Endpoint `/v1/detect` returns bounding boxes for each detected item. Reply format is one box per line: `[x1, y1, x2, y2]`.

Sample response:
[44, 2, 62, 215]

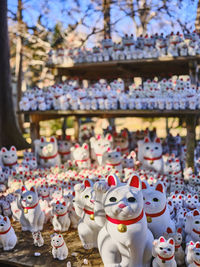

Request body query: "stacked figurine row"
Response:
[19, 77, 200, 111]
[47, 31, 200, 65]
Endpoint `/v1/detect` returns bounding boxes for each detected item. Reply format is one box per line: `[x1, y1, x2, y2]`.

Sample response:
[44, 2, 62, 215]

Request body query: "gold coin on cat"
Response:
[24, 208, 28, 214]
[147, 216, 152, 223]
[90, 214, 94, 220]
[117, 224, 127, 233]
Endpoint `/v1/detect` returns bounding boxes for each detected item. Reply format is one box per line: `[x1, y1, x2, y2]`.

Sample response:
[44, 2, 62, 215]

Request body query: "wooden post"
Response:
[74, 117, 80, 141]
[30, 122, 40, 150]
[189, 60, 198, 85]
[62, 117, 67, 138]
[186, 115, 196, 170]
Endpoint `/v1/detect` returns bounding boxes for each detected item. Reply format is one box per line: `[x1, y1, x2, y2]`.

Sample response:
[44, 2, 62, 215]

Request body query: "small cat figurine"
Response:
[186, 241, 200, 267]
[0, 216, 17, 251]
[17, 186, 45, 232]
[32, 231, 44, 247]
[71, 143, 91, 169]
[138, 137, 164, 173]
[74, 179, 101, 249]
[185, 194, 199, 211]
[94, 174, 154, 267]
[51, 233, 68, 260]
[51, 201, 70, 232]
[35, 136, 61, 168]
[1, 146, 18, 169]
[58, 136, 72, 163]
[164, 227, 184, 266]
[102, 147, 123, 173]
[185, 209, 200, 243]
[152, 236, 177, 267]
[142, 181, 175, 238]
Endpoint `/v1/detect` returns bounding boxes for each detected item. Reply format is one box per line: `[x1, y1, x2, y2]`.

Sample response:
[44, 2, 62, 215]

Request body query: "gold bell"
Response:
[147, 216, 152, 223]
[117, 224, 127, 233]
[24, 208, 28, 214]
[150, 160, 154, 165]
[90, 214, 94, 220]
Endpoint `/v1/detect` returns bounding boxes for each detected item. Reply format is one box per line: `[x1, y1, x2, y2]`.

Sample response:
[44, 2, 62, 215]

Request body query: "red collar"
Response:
[42, 195, 49, 199]
[146, 205, 166, 218]
[174, 171, 181, 175]
[188, 206, 196, 211]
[175, 244, 181, 249]
[194, 261, 200, 266]
[158, 254, 174, 262]
[0, 225, 11, 235]
[54, 242, 64, 249]
[121, 147, 129, 152]
[96, 153, 102, 157]
[144, 155, 162, 161]
[4, 161, 17, 167]
[106, 210, 144, 225]
[84, 208, 94, 215]
[193, 228, 200, 235]
[106, 162, 121, 167]
[59, 151, 70, 156]
[22, 202, 39, 210]
[75, 158, 89, 163]
[40, 153, 58, 160]
[56, 210, 68, 217]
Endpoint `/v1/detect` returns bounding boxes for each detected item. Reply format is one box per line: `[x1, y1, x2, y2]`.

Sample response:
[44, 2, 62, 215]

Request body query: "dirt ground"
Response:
[0, 221, 103, 267]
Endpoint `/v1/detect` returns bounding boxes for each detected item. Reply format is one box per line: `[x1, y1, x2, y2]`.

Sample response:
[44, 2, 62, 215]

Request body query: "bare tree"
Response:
[0, 0, 28, 149]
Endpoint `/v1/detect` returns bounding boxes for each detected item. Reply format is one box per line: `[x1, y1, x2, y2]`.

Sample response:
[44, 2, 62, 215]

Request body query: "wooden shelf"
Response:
[48, 56, 200, 80]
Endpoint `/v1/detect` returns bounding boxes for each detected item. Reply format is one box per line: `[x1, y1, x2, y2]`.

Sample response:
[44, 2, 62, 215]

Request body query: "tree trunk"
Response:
[195, 0, 200, 33]
[0, 0, 29, 149]
[103, 0, 111, 38]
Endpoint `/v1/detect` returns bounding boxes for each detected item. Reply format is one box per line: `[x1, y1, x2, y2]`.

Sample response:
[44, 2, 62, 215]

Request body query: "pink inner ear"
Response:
[107, 147, 111, 152]
[167, 227, 172, 234]
[59, 235, 61, 237]
[179, 196, 182, 199]
[155, 183, 163, 193]
[84, 180, 91, 188]
[62, 202, 66, 206]
[155, 138, 160, 143]
[190, 241, 194, 245]
[195, 196, 198, 199]
[142, 181, 147, 189]
[40, 137, 44, 143]
[56, 201, 60, 204]
[21, 186, 26, 192]
[160, 237, 165, 243]
[11, 146, 16, 151]
[107, 175, 116, 187]
[97, 135, 101, 140]
[196, 243, 200, 248]
[169, 239, 174, 245]
[177, 228, 182, 233]
[116, 147, 121, 152]
[3, 217, 7, 222]
[144, 137, 150, 143]
[84, 144, 88, 150]
[50, 137, 55, 142]
[30, 187, 35, 192]
[1, 148, 6, 153]
[129, 175, 140, 188]
[75, 144, 80, 148]
[168, 201, 172, 206]
[107, 134, 112, 141]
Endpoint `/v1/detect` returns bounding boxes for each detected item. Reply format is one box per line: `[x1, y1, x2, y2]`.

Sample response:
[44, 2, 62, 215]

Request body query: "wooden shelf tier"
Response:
[48, 56, 200, 80]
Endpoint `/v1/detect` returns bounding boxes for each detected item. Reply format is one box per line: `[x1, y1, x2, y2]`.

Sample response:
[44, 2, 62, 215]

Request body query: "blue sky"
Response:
[8, 0, 199, 47]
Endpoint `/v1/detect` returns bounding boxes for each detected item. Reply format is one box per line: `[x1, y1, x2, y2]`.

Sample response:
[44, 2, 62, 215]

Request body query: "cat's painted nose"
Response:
[145, 201, 151, 205]
[118, 203, 126, 209]
[90, 199, 95, 204]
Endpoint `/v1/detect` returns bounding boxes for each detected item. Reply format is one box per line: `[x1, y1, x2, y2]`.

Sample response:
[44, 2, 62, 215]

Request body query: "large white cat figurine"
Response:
[51, 233, 68, 260]
[0, 216, 17, 251]
[94, 174, 154, 267]
[1, 146, 18, 169]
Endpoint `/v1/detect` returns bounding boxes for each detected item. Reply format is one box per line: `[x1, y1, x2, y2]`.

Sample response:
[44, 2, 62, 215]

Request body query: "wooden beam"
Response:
[74, 117, 80, 142]
[186, 115, 197, 170]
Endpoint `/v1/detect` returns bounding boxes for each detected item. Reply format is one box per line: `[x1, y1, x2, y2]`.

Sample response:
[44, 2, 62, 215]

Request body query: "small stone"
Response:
[83, 259, 88, 265]
[71, 252, 78, 256]
[66, 261, 71, 267]
[34, 252, 41, 256]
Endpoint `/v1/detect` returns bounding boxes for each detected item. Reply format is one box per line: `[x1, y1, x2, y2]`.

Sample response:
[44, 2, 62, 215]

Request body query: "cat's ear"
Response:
[84, 179, 93, 188]
[10, 146, 16, 152]
[193, 210, 200, 216]
[196, 242, 200, 249]
[144, 137, 150, 143]
[154, 137, 161, 144]
[40, 136, 46, 143]
[83, 143, 89, 150]
[3, 217, 7, 222]
[168, 238, 174, 245]
[127, 174, 141, 190]
[159, 237, 165, 243]
[50, 136, 56, 143]
[155, 182, 164, 193]
[30, 186, 36, 193]
[62, 202, 66, 206]
[1, 147, 7, 153]
[107, 174, 120, 187]
[106, 133, 113, 142]
[141, 181, 148, 190]
[166, 227, 173, 234]
[177, 228, 182, 234]
[21, 186, 27, 192]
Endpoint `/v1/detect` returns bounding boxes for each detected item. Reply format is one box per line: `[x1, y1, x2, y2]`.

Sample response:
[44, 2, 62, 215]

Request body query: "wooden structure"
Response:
[19, 56, 200, 169]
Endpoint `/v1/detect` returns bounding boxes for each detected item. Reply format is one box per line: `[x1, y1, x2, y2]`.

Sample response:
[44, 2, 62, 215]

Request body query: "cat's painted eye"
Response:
[0, 224, 4, 226]
[115, 155, 118, 157]
[154, 147, 158, 150]
[153, 198, 159, 202]
[159, 247, 163, 250]
[85, 195, 89, 199]
[12, 154, 15, 157]
[109, 197, 117, 202]
[21, 196, 23, 199]
[127, 197, 136, 203]
[61, 207, 63, 209]
[195, 221, 200, 224]
[143, 197, 145, 200]
[167, 248, 171, 251]
[108, 155, 111, 158]
[4, 155, 7, 158]
[28, 196, 32, 200]
[146, 147, 150, 150]
[196, 252, 200, 256]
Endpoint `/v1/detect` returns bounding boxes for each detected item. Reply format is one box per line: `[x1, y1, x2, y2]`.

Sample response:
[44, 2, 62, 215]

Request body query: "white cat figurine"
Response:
[152, 236, 177, 267]
[185, 209, 200, 243]
[186, 241, 200, 267]
[0, 216, 17, 251]
[32, 231, 44, 247]
[51, 200, 70, 232]
[51, 233, 68, 260]
[1, 146, 18, 169]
